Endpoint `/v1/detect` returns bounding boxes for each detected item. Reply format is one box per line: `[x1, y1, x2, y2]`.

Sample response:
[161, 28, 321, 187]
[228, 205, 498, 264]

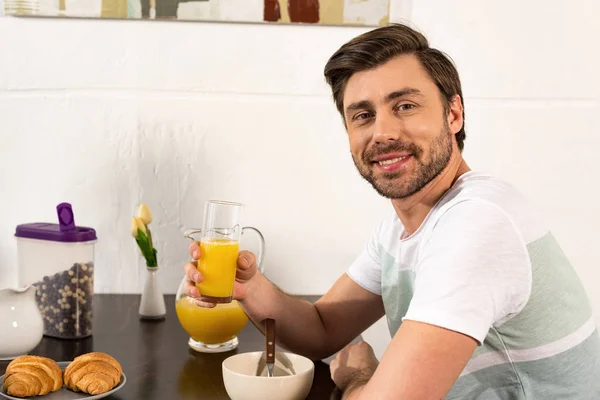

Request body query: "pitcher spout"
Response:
[0, 285, 36, 299]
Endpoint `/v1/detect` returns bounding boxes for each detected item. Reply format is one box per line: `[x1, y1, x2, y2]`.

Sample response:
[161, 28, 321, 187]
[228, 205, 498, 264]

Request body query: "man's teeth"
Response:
[378, 156, 407, 166]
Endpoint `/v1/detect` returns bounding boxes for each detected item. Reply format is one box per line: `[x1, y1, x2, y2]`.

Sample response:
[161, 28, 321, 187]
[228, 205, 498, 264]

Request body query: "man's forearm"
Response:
[239, 271, 334, 360]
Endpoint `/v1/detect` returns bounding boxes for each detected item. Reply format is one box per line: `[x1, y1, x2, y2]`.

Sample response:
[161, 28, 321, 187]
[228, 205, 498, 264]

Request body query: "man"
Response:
[183, 23, 600, 399]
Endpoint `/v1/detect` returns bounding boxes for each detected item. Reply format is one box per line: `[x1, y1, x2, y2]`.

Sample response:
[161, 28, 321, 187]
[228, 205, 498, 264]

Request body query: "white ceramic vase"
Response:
[139, 267, 166, 320]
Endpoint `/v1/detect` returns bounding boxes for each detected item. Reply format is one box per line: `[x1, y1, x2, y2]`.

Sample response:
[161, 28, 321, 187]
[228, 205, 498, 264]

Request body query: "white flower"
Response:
[137, 203, 153, 225]
[131, 217, 147, 238]
[130, 217, 139, 238]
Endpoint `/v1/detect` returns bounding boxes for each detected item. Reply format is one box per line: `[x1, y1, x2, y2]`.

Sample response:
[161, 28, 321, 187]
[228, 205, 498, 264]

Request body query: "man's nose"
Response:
[373, 113, 400, 144]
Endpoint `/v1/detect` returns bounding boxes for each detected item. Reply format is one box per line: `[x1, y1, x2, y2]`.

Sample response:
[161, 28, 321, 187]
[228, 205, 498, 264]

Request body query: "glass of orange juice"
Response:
[186, 200, 264, 303]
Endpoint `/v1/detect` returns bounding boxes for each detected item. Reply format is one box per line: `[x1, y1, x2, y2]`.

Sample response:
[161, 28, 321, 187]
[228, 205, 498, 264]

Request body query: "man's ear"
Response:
[447, 94, 464, 136]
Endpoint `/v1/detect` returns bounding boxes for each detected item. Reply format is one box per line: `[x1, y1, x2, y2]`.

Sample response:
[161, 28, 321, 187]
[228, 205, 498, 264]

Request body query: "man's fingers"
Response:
[329, 359, 338, 378]
[238, 250, 256, 270]
[236, 251, 257, 281]
[194, 299, 217, 308]
[183, 275, 214, 308]
[188, 241, 201, 260]
[184, 278, 200, 298]
[184, 262, 202, 283]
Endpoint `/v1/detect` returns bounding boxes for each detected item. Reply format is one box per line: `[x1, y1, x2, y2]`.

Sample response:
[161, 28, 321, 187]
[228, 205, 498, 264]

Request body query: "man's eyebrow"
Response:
[345, 100, 373, 116]
[344, 88, 424, 117]
[385, 88, 424, 102]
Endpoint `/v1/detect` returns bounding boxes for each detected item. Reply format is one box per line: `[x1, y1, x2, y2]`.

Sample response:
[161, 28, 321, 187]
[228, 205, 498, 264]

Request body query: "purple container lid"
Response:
[15, 203, 97, 243]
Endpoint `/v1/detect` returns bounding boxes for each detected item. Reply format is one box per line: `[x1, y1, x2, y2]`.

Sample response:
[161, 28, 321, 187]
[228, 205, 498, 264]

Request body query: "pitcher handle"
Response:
[241, 226, 265, 273]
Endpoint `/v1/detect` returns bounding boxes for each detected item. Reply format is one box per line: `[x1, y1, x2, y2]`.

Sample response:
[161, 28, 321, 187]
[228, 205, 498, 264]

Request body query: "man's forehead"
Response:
[343, 54, 434, 103]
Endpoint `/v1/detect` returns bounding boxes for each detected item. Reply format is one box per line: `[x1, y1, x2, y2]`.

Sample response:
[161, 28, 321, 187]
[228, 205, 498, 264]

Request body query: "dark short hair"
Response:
[324, 23, 466, 151]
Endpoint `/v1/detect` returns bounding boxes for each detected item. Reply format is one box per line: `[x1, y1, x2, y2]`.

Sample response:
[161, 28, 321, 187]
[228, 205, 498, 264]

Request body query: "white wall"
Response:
[0, 0, 599, 330]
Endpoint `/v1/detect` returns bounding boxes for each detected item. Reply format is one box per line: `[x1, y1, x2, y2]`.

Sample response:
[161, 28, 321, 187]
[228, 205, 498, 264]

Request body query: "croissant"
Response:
[63, 352, 122, 395]
[3, 355, 63, 398]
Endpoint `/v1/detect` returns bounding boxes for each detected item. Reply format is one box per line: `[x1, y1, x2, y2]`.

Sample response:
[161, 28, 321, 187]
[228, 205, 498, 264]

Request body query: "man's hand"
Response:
[330, 341, 379, 398]
[183, 241, 259, 307]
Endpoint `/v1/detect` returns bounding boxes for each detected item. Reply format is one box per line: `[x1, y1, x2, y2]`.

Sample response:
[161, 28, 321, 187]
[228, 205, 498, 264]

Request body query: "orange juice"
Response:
[196, 238, 239, 301]
[175, 296, 248, 344]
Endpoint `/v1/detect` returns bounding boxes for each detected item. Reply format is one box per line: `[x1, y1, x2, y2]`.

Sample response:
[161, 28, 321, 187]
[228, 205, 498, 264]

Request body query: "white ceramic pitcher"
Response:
[0, 286, 44, 360]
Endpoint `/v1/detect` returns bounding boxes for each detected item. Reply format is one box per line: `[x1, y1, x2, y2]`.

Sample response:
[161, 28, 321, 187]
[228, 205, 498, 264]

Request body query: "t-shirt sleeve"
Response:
[347, 228, 382, 296]
[403, 200, 532, 344]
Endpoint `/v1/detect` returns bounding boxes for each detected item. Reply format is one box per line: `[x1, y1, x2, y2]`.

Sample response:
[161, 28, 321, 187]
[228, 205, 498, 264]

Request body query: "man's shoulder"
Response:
[441, 170, 522, 205]
[432, 171, 548, 243]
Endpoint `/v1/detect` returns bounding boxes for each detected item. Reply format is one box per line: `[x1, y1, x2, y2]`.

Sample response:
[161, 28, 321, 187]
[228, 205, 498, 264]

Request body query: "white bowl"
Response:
[222, 351, 314, 400]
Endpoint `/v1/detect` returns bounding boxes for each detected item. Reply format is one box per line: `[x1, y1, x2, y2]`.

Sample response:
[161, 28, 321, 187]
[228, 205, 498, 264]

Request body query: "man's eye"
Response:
[354, 112, 373, 121]
[396, 103, 415, 111]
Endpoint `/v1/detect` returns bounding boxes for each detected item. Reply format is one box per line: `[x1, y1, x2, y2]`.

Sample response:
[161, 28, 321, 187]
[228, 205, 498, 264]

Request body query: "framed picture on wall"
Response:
[2, 0, 393, 27]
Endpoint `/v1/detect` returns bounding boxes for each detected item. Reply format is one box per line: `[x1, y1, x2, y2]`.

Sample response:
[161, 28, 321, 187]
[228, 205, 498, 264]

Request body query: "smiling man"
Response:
[184, 24, 600, 399]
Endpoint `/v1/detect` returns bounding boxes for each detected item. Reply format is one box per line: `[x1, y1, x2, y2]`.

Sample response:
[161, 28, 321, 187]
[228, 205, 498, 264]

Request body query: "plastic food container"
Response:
[15, 203, 97, 339]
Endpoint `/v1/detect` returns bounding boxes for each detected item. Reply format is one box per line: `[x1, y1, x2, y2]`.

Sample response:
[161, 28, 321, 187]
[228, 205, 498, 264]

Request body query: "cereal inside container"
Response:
[15, 202, 97, 339]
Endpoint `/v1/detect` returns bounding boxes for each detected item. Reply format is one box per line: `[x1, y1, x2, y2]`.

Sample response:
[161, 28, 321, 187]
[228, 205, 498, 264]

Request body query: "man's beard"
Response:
[353, 124, 453, 199]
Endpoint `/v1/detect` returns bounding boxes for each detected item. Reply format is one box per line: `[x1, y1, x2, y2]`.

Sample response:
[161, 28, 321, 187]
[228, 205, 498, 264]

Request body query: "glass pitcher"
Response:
[175, 200, 265, 353]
